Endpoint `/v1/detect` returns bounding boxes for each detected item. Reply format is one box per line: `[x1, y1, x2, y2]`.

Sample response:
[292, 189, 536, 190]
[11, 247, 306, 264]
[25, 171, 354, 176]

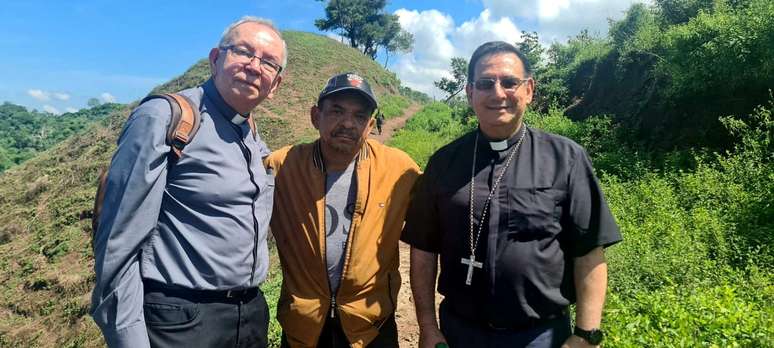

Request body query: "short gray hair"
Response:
[218, 16, 288, 74]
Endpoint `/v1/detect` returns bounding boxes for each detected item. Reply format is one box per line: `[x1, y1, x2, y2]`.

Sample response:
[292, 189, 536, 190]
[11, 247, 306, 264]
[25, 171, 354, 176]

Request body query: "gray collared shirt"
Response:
[90, 79, 273, 348]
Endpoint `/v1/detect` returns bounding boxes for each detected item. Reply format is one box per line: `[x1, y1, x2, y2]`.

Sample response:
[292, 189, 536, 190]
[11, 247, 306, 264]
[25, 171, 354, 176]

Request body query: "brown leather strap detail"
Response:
[167, 93, 195, 145]
[247, 113, 257, 140]
[92, 168, 109, 248]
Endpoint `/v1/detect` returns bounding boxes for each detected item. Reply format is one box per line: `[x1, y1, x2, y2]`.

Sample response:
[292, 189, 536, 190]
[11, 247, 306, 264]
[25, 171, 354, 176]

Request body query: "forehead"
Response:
[229, 23, 283, 54]
[322, 91, 372, 111]
[474, 52, 526, 78]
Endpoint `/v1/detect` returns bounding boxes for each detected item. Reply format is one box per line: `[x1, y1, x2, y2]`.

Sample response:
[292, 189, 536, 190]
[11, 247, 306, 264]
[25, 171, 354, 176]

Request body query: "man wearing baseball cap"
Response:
[265, 73, 420, 348]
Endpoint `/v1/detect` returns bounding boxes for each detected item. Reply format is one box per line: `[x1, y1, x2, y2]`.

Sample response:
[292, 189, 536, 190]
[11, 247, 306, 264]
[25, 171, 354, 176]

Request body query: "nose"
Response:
[339, 116, 356, 128]
[491, 81, 508, 98]
[244, 57, 263, 75]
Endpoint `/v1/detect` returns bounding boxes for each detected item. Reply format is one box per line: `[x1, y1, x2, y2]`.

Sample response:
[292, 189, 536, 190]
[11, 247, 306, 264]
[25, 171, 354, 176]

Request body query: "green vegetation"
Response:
[379, 94, 411, 119]
[536, 0, 774, 149]
[0, 102, 122, 173]
[388, 102, 473, 168]
[314, 0, 413, 62]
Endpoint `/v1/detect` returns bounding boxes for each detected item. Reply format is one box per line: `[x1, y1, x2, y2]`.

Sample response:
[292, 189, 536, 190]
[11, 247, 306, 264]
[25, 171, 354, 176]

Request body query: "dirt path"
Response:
[370, 104, 442, 347]
[369, 104, 421, 143]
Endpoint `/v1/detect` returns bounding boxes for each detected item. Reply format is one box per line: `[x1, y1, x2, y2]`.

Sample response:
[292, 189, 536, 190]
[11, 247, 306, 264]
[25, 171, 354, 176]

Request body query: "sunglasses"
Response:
[473, 77, 530, 91]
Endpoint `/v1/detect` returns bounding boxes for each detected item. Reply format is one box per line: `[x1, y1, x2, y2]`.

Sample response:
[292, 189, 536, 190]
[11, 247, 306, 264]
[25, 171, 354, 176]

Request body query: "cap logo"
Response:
[347, 73, 363, 87]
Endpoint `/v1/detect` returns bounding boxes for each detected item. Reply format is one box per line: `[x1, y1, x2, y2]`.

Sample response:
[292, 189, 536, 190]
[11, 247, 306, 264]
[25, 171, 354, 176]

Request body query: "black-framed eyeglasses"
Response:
[473, 77, 530, 91]
[220, 45, 283, 75]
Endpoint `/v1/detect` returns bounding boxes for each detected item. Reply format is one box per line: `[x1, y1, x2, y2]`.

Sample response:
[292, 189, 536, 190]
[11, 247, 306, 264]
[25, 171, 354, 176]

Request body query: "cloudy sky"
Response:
[0, 0, 648, 113]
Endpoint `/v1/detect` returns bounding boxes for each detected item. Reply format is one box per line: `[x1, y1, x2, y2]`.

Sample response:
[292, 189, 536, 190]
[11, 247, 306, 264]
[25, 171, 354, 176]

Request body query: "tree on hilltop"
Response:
[314, 0, 414, 62]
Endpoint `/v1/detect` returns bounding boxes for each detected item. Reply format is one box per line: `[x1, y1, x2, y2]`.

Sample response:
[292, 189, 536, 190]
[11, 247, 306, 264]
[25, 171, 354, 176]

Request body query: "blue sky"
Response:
[0, 0, 647, 113]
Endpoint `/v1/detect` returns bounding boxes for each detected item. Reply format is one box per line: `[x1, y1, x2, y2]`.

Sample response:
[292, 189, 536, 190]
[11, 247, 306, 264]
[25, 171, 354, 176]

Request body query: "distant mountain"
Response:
[0, 102, 123, 172]
[0, 31, 406, 347]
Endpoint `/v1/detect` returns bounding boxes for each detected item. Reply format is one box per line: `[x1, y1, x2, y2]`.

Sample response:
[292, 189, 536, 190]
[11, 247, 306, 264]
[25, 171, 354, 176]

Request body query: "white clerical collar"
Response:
[489, 139, 509, 151]
[230, 114, 248, 125]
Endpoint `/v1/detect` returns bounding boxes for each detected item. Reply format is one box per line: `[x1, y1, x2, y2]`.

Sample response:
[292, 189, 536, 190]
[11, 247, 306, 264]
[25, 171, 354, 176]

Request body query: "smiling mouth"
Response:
[237, 80, 260, 89]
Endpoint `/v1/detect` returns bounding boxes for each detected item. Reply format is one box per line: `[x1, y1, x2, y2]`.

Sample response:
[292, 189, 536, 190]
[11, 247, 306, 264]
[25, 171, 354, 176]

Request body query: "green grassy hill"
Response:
[0, 31, 409, 347]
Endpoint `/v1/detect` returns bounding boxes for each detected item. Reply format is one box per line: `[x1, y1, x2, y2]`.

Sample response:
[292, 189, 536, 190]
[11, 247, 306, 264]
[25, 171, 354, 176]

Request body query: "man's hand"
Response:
[418, 325, 447, 348]
[561, 334, 598, 348]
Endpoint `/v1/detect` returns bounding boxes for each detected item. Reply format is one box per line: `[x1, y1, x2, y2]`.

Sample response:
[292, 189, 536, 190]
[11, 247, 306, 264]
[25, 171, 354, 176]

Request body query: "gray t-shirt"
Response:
[325, 160, 357, 294]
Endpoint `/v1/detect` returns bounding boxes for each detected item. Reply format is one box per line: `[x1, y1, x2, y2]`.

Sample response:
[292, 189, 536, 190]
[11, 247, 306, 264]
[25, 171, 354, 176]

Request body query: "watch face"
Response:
[588, 330, 604, 345]
[575, 328, 604, 345]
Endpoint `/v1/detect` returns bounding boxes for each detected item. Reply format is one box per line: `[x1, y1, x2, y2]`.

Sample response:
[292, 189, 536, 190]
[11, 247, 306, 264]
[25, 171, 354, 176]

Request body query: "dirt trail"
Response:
[369, 104, 420, 143]
[370, 104, 442, 347]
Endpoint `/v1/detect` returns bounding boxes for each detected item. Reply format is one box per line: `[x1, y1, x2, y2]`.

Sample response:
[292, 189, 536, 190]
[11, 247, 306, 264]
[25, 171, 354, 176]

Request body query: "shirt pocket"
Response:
[506, 186, 564, 239]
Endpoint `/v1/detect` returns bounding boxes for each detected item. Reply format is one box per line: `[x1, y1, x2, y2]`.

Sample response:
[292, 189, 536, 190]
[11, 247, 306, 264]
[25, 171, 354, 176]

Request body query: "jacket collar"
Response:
[313, 140, 369, 173]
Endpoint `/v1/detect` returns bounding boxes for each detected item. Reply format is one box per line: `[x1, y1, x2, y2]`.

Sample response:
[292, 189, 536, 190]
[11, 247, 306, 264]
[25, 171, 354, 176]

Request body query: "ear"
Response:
[465, 83, 473, 103]
[524, 78, 535, 105]
[208, 48, 220, 75]
[265, 74, 283, 100]
[310, 105, 320, 130]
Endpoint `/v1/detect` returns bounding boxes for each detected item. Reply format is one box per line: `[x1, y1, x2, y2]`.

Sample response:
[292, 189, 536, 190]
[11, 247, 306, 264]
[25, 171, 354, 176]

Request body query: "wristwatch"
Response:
[574, 327, 604, 345]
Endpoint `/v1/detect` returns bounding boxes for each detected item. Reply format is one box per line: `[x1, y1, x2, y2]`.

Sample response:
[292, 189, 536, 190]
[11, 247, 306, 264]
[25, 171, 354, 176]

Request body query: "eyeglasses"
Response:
[473, 77, 530, 91]
[220, 45, 283, 76]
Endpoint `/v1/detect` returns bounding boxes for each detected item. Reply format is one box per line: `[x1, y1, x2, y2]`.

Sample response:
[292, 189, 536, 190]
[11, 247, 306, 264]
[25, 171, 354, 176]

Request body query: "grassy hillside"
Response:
[0, 31, 410, 347]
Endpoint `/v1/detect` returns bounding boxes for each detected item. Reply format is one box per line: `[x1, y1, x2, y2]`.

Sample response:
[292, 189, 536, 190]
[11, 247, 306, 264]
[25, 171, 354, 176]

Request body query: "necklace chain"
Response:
[468, 126, 527, 260]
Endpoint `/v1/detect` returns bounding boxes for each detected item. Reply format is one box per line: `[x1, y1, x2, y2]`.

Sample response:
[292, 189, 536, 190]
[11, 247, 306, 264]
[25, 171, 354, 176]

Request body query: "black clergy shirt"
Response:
[401, 126, 621, 328]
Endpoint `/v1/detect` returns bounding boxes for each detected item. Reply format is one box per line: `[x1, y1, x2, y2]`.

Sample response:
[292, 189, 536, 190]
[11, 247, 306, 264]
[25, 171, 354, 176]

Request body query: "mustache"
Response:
[332, 128, 358, 139]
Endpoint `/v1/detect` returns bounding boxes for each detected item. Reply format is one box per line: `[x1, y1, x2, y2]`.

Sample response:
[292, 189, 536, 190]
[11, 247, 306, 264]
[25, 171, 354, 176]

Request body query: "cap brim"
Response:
[319, 87, 377, 110]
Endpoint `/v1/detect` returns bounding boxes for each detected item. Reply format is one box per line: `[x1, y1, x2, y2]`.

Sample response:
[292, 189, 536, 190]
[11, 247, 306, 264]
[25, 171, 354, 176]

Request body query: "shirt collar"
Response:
[478, 125, 529, 152]
[203, 79, 250, 124]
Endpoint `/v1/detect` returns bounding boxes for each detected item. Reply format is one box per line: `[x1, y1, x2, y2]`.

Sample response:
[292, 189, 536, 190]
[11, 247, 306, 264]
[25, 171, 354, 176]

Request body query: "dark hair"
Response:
[467, 41, 533, 83]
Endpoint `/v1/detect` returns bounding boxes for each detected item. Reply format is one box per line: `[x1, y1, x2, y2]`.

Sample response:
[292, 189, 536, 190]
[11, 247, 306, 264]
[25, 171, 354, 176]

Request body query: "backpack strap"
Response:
[139, 93, 202, 160]
[247, 113, 257, 141]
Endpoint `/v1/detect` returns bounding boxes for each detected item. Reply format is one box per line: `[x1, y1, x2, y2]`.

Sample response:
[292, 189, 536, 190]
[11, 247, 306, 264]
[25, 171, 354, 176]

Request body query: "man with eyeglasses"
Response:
[264, 73, 420, 348]
[402, 41, 621, 348]
[91, 16, 285, 348]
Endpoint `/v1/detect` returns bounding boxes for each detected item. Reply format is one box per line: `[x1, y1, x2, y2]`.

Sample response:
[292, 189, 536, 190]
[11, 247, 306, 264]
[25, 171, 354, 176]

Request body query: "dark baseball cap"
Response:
[317, 73, 378, 110]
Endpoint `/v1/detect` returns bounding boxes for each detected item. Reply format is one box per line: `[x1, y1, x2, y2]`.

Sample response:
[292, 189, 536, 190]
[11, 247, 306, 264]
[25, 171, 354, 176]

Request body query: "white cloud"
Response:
[42, 105, 61, 115]
[482, 0, 650, 43]
[27, 89, 71, 103]
[53, 92, 71, 101]
[28, 89, 50, 102]
[65, 107, 79, 113]
[100, 92, 116, 103]
[392, 8, 522, 99]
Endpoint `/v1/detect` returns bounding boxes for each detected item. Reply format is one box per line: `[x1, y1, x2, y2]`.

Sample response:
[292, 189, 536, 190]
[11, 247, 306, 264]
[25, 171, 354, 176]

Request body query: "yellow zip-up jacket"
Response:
[265, 139, 420, 348]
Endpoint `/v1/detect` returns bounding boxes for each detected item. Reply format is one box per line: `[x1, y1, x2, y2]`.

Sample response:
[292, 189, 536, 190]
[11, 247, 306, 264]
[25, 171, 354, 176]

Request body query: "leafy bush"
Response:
[379, 94, 411, 119]
[388, 102, 473, 168]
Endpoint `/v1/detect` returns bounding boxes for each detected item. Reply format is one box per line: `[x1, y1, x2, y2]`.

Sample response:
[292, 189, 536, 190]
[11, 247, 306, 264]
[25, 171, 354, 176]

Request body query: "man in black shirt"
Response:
[402, 41, 622, 348]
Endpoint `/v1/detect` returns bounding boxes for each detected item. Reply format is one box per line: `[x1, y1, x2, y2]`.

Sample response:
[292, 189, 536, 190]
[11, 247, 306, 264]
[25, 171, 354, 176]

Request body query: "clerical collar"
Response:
[202, 79, 250, 125]
[478, 126, 528, 152]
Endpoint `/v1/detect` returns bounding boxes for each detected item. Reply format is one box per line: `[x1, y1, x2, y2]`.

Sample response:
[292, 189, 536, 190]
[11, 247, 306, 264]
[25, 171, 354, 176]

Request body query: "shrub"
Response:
[379, 95, 411, 119]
